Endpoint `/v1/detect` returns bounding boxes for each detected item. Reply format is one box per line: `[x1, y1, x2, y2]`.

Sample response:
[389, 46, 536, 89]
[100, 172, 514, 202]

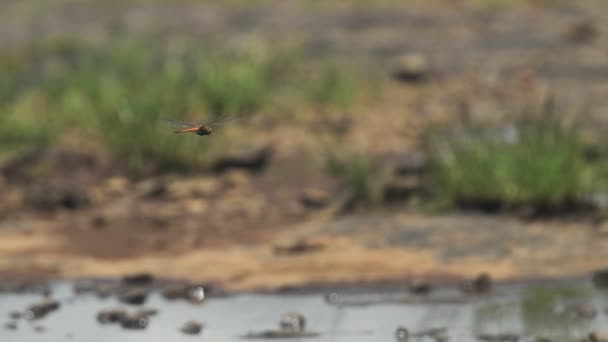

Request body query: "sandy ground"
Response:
[2, 1, 608, 291]
[1, 208, 607, 291]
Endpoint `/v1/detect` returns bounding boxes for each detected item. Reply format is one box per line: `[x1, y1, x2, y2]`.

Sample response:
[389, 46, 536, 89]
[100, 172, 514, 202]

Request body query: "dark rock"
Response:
[392, 53, 431, 83]
[180, 320, 203, 335]
[9, 311, 21, 320]
[97, 309, 127, 324]
[461, 273, 493, 294]
[566, 19, 598, 44]
[279, 312, 306, 332]
[122, 273, 155, 286]
[4, 322, 17, 331]
[91, 215, 107, 229]
[383, 176, 424, 202]
[25, 299, 60, 320]
[33, 325, 46, 333]
[395, 326, 409, 342]
[274, 237, 327, 255]
[409, 279, 432, 296]
[25, 183, 90, 211]
[120, 312, 149, 330]
[592, 269, 608, 288]
[212, 146, 273, 173]
[161, 283, 206, 304]
[394, 152, 427, 175]
[119, 288, 148, 305]
[300, 188, 331, 209]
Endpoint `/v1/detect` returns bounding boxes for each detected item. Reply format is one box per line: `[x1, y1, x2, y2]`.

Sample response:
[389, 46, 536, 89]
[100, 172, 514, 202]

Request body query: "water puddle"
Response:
[1, 278, 607, 341]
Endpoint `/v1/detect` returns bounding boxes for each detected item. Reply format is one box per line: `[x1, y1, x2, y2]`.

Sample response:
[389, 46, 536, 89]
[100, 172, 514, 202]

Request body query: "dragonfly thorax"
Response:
[196, 126, 212, 136]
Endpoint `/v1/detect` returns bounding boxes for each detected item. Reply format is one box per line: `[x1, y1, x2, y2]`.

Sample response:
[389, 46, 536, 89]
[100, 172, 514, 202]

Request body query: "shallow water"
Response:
[1, 279, 608, 342]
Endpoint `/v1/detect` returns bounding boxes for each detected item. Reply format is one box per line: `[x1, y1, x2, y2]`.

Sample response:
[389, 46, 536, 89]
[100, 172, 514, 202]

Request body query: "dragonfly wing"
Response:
[162, 118, 198, 128]
[207, 115, 241, 127]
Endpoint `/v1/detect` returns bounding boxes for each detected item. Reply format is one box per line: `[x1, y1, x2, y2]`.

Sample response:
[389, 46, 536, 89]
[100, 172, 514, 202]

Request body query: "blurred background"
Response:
[1, 0, 608, 293]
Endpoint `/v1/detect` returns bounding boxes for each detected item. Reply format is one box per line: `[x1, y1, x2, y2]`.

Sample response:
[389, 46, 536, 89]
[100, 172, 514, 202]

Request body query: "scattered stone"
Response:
[212, 145, 273, 173]
[274, 237, 327, 255]
[477, 333, 519, 342]
[180, 320, 203, 335]
[242, 311, 319, 339]
[95, 283, 115, 299]
[97, 308, 127, 324]
[161, 283, 206, 304]
[73, 280, 97, 295]
[91, 215, 108, 229]
[409, 279, 432, 295]
[394, 152, 427, 175]
[575, 303, 597, 319]
[4, 322, 17, 331]
[592, 269, 608, 288]
[590, 331, 608, 342]
[135, 308, 158, 318]
[324, 292, 339, 305]
[395, 326, 409, 342]
[300, 188, 331, 209]
[461, 273, 493, 294]
[9, 311, 21, 320]
[384, 176, 424, 202]
[25, 299, 60, 320]
[33, 325, 46, 333]
[392, 53, 431, 83]
[25, 183, 90, 211]
[280, 311, 306, 332]
[136, 179, 167, 199]
[566, 19, 598, 44]
[120, 312, 149, 330]
[122, 273, 155, 286]
[119, 287, 148, 305]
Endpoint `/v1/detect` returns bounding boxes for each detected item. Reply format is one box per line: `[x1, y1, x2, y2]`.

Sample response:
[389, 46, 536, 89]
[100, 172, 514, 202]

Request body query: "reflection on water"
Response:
[521, 286, 592, 340]
[1, 279, 608, 342]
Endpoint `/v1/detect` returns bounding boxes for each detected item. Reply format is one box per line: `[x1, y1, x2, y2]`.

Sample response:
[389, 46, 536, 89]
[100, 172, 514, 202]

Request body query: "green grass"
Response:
[307, 63, 359, 112]
[424, 106, 597, 212]
[326, 151, 385, 206]
[0, 38, 368, 172]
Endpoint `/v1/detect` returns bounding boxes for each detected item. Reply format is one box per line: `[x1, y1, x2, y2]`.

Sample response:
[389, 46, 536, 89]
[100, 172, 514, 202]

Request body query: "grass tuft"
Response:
[424, 105, 596, 213]
[326, 151, 385, 206]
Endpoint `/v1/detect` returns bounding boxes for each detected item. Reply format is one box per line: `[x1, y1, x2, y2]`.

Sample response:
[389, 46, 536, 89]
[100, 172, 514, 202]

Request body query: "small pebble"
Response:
[180, 321, 203, 335]
[395, 326, 409, 342]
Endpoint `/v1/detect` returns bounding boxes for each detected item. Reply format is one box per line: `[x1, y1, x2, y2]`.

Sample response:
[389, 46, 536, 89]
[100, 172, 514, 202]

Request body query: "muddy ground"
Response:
[2, 0, 608, 291]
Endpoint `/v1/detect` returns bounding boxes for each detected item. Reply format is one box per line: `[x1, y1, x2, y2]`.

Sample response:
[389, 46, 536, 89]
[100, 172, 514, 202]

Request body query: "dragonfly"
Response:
[162, 115, 238, 136]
